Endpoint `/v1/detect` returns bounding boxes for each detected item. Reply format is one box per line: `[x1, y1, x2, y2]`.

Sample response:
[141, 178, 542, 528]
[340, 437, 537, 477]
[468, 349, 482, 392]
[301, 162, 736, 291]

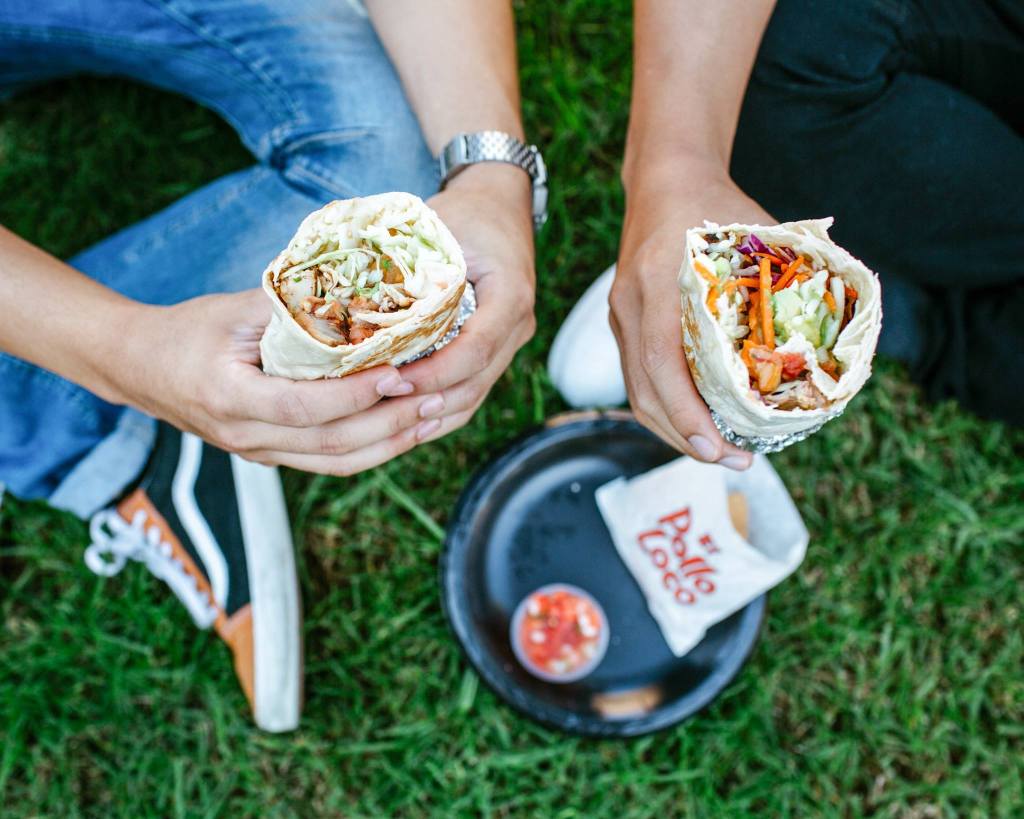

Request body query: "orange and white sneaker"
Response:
[84, 422, 302, 732]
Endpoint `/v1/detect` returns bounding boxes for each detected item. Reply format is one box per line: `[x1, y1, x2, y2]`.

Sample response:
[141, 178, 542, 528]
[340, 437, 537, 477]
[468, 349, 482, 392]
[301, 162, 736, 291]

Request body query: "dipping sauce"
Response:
[510, 584, 609, 683]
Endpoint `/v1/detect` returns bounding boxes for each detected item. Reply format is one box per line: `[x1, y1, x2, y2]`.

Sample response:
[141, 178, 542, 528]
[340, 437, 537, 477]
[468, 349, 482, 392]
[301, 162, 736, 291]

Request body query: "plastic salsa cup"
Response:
[509, 583, 610, 683]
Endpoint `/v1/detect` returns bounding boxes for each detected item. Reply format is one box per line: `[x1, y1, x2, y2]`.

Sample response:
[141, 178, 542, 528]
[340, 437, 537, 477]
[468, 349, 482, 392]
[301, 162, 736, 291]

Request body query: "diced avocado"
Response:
[780, 314, 822, 347]
[772, 289, 803, 323]
[821, 315, 841, 349]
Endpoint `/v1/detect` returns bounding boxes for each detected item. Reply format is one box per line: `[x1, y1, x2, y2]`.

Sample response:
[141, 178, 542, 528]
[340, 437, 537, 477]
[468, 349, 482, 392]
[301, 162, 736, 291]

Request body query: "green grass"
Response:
[1, 2, 1023, 816]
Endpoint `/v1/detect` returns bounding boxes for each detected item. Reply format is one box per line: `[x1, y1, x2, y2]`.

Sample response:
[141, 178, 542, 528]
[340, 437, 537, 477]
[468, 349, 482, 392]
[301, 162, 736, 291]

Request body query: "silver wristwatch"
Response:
[438, 131, 548, 230]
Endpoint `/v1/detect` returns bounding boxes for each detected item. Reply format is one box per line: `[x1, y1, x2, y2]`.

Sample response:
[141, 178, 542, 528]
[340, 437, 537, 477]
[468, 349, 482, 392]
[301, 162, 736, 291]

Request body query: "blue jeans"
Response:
[0, 0, 438, 517]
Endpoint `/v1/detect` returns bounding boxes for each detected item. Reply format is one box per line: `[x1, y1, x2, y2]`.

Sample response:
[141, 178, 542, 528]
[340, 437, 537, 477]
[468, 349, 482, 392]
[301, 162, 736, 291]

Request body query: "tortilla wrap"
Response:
[260, 192, 467, 379]
[679, 218, 882, 440]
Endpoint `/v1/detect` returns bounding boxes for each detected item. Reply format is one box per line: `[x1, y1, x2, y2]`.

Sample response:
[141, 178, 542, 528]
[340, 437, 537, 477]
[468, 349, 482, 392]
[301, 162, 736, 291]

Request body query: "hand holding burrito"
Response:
[610, 183, 769, 469]
[611, 181, 881, 457]
[679, 219, 882, 448]
[259, 166, 537, 448]
[102, 288, 452, 475]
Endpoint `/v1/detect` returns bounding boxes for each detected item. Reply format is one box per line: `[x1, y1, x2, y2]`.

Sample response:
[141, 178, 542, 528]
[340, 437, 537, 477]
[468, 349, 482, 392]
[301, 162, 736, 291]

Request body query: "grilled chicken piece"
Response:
[381, 254, 403, 284]
[348, 321, 377, 344]
[293, 310, 348, 346]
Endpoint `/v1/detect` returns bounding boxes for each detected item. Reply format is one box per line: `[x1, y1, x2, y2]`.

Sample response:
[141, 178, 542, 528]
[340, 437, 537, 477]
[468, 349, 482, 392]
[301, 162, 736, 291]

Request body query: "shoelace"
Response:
[85, 508, 219, 629]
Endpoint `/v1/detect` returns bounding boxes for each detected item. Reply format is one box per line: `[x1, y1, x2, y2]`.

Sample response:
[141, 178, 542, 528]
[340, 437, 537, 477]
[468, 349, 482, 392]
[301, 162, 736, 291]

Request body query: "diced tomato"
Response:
[780, 352, 806, 380]
[516, 589, 604, 675]
[743, 345, 807, 391]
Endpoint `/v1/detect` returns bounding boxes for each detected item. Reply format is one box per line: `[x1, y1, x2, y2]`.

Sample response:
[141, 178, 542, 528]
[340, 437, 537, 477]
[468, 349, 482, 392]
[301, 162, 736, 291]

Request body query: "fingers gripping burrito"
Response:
[680, 219, 882, 449]
[260, 192, 467, 379]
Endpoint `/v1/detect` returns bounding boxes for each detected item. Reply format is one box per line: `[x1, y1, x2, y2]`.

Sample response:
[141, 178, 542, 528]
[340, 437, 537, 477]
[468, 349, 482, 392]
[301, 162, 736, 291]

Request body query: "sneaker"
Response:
[85, 422, 302, 732]
[547, 264, 628, 408]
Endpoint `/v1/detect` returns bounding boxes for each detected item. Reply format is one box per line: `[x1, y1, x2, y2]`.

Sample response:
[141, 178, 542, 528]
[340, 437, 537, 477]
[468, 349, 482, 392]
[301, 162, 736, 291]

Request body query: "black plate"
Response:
[441, 412, 766, 737]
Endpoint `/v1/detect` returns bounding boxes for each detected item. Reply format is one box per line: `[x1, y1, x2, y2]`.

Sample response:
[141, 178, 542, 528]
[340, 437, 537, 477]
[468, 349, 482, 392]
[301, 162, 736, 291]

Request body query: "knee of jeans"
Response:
[271, 124, 440, 204]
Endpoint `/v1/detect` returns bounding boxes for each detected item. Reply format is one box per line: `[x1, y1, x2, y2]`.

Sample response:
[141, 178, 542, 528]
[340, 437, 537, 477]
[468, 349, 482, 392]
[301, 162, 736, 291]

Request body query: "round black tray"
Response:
[440, 411, 766, 737]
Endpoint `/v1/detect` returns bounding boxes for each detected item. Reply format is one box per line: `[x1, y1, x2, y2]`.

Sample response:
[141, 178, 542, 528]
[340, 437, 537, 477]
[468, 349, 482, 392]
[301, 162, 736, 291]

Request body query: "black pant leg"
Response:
[731, 0, 1024, 425]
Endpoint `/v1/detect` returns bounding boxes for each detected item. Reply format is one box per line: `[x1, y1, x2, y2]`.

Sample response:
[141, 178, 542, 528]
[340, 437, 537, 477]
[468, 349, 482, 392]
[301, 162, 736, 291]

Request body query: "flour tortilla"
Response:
[260, 192, 467, 380]
[679, 218, 882, 438]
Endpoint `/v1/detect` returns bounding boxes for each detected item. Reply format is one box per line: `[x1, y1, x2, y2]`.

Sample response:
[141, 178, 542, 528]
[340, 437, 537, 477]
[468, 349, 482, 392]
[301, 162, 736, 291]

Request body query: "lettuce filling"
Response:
[694, 229, 860, 409]
[276, 216, 455, 347]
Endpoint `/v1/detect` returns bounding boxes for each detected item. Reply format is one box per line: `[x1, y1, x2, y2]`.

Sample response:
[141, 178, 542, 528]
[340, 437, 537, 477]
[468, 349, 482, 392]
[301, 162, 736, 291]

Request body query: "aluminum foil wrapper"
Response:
[710, 408, 842, 454]
[402, 282, 477, 365]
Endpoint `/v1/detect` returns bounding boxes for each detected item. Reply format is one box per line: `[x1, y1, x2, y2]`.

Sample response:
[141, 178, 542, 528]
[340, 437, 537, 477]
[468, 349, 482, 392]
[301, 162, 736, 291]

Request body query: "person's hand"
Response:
[611, 165, 774, 470]
[397, 162, 537, 440]
[111, 289, 448, 475]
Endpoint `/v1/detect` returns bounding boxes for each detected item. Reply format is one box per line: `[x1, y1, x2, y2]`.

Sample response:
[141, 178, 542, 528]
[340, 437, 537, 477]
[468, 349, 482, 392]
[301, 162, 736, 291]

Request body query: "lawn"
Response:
[1, 1, 1022, 816]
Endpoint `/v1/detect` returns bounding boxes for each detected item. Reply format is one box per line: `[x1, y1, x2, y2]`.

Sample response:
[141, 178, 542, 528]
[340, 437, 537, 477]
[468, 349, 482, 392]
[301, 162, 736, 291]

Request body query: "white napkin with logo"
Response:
[596, 455, 807, 657]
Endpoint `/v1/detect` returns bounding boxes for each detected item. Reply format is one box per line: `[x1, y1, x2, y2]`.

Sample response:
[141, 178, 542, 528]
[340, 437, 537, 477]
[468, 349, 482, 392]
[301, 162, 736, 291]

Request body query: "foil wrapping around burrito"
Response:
[710, 408, 836, 454]
[404, 282, 477, 365]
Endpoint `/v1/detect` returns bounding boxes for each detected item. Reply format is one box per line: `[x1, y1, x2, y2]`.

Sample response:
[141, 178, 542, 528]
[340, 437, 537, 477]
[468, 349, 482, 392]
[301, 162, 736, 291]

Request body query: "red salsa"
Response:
[511, 585, 608, 681]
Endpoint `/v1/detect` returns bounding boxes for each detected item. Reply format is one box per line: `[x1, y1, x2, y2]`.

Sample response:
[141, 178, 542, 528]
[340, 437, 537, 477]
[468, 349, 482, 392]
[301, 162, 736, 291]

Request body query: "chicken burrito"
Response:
[679, 218, 882, 445]
[260, 192, 467, 379]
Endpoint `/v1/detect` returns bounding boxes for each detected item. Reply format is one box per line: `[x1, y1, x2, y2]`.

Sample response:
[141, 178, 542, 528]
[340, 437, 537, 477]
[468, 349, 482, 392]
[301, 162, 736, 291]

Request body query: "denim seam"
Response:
[283, 160, 361, 201]
[276, 127, 377, 155]
[0, 23, 296, 157]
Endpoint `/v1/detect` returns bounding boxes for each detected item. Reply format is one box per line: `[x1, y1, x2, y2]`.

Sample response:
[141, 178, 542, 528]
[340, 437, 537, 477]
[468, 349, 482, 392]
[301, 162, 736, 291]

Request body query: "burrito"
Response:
[260, 192, 467, 379]
[679, 219, 882, 443]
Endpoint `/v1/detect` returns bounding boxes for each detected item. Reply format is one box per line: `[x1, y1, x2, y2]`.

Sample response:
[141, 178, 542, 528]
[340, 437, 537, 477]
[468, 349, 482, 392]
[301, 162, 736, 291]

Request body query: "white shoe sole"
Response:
[230, 457, 302, 732]
[547, 264, 628, 408]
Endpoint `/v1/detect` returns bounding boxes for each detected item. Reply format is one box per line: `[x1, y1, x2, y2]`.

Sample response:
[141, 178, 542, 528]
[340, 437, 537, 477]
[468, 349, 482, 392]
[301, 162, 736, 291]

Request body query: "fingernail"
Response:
[418, 395, 445, 418]
[719, 455, 752, 472]
[687, 435, 718, 462]
[377, 375, 413, 397]
[416, 418, 442, 441]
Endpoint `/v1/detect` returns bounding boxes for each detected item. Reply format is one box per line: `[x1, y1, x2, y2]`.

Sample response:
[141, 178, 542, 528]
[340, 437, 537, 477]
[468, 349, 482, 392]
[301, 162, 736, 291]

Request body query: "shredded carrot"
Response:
[823, 290, 837, 312]
[758, 258, 775, 348]
[693, 260, 718, 285]
[772, 256, 803, 292]
[748, 292, 762, 344]
[794, 273, 810, 284]
[706, 286, 719, 315]
[741, 339, 756, 371]
[842, 286, 858, 327]
[752, 251, 786, 267]
[724, 276, 760, 295]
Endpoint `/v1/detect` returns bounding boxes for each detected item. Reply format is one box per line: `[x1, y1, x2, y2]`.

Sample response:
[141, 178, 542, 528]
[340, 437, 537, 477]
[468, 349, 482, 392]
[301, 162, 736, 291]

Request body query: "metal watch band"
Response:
[438, 131, 548, 230]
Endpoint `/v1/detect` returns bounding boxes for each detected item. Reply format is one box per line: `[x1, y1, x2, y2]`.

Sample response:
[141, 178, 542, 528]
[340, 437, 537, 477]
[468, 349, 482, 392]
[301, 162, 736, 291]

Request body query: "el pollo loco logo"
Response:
[636, 507, 721, 605]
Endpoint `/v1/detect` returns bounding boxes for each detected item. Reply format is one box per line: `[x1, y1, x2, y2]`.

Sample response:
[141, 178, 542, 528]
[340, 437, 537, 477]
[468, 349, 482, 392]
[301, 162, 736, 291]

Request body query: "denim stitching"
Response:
[276, 127, 376, 154]
[283, 159, 361, 201]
